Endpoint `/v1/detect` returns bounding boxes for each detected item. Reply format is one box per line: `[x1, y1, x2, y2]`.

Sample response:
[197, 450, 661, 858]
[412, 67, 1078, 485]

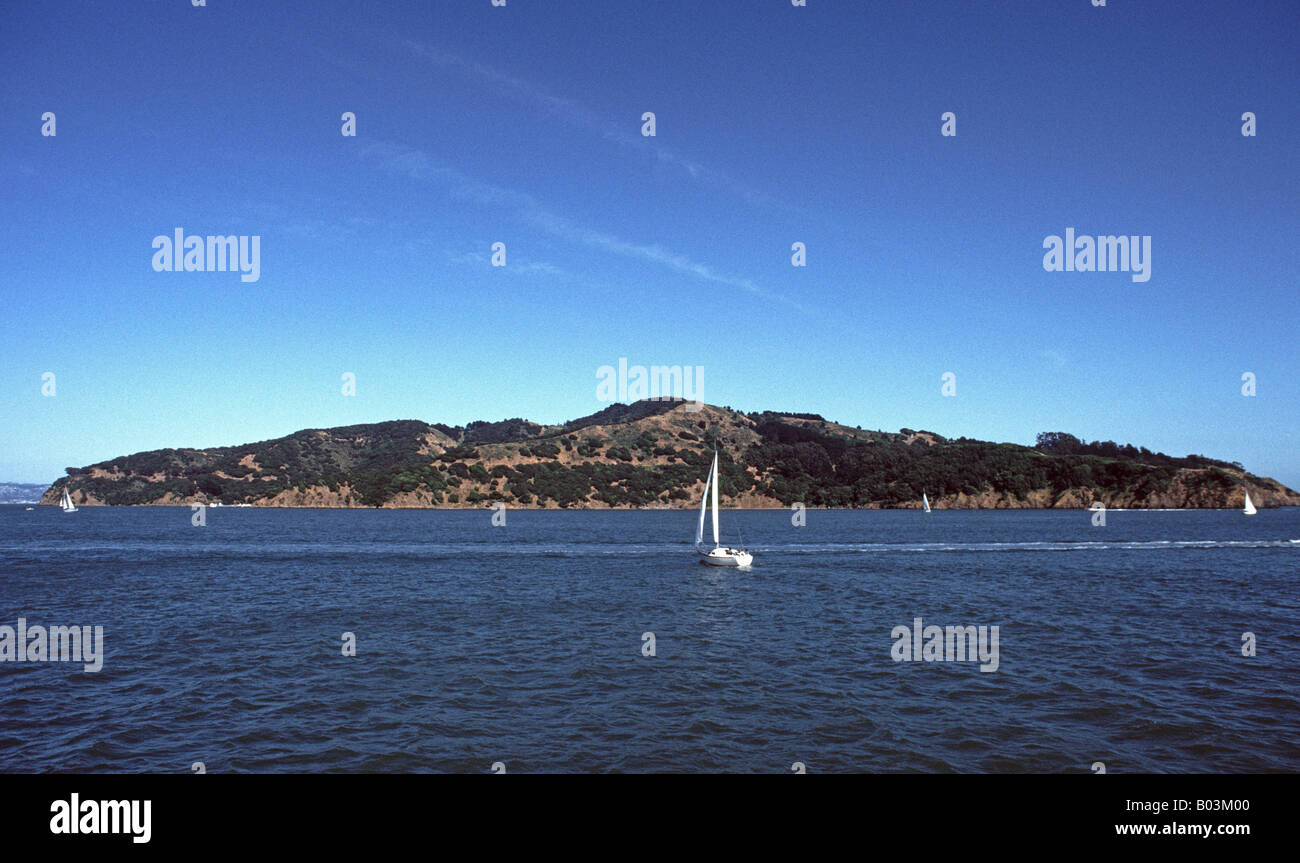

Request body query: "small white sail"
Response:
[60, 488, 77, 513]
[922, 491, 931, 513]
[1244, 490, 1257, 516]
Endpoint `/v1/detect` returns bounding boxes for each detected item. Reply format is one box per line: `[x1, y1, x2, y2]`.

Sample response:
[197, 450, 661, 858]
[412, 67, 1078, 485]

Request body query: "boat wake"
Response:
[771, 539, 1300, 553]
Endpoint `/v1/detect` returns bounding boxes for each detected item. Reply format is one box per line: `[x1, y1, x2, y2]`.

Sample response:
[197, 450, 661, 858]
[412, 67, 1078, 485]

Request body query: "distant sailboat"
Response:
[695, 450, 753, 567]
[60, 488, 77, 513]
[922, 491, 931, 513]
[1243, 489, 1257, 516]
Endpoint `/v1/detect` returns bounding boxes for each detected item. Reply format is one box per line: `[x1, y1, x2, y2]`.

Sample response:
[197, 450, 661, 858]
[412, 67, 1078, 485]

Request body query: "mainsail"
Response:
[696, 452, 715, 545]
[710, 453, 719, 545]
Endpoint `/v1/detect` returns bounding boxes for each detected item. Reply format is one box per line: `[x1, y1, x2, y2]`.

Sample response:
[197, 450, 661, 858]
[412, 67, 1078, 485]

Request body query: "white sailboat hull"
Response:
[699, 547, 754, 567]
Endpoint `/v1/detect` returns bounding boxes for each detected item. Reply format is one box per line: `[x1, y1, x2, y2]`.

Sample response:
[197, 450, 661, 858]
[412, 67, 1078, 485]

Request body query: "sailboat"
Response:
[60, 488, 78, 513]
[695, 450, 753, 567]
[922, 491, 931, 513]
[1243, 489, 1257, 516]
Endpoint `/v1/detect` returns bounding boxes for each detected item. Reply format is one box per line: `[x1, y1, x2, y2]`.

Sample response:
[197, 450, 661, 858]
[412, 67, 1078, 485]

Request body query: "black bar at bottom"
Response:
[0, 774, 1283, 850]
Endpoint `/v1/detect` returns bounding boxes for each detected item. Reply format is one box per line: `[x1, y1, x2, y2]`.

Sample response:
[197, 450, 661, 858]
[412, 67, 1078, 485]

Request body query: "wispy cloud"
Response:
[447, 249, 568, 278]
[404, 40, 773, 208]
[360, 141, 805, 312]
[234, 202, 375, 245]
[523, 208, 783, 302]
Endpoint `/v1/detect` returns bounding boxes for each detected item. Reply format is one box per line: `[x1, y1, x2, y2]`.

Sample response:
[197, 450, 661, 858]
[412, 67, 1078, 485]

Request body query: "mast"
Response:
[711, 451, 720, 546]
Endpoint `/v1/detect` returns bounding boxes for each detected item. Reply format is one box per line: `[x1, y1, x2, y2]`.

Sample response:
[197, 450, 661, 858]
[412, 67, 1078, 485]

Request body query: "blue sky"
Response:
[2, 0, 1297, 488]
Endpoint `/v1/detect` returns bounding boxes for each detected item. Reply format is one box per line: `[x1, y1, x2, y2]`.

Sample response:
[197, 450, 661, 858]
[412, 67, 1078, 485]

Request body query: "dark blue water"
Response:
[2, 505, 1297, 773]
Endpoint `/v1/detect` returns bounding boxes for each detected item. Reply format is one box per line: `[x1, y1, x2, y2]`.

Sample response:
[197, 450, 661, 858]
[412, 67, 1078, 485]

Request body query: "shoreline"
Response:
[15, 503, 1298, 512]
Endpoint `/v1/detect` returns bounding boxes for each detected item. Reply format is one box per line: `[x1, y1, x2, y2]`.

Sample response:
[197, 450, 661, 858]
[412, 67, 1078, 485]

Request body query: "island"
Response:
[39, 400, 1300, 510]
